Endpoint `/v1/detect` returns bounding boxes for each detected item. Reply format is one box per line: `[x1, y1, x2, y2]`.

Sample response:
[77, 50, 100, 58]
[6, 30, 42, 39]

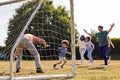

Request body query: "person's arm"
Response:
[90, 41, 95, 49]
[109, 39, 115, 48]
[65, 48, 71, 55]
[107, 23, 115, 33]
[34, 36, 49, 48]
[42, 40, 49, 48]
[66, 52, 71, 55]
[84, 29, 96, 37]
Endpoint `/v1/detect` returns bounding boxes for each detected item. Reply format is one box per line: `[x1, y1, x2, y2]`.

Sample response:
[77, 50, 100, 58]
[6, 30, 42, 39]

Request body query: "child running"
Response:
[77, 35, 86, 65]
[84, 23, 115, 67]
[85, 37, 95, 65]
[53, 40, 71, 69]
[14, 34, 49, 73]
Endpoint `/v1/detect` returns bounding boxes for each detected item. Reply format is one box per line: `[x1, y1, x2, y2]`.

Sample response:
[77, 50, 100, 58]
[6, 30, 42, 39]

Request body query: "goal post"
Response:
[0, 0, 76, 80]
[70, 0, 76, 76]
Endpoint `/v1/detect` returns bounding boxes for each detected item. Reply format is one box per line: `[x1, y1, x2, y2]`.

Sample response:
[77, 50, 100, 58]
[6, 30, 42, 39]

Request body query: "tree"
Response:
[110, 38, 120, 59]
[4, 0, 73, 60]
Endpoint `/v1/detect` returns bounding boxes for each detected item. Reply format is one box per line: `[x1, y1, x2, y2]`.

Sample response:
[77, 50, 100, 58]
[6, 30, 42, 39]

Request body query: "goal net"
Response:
[0, 0, 75, 80]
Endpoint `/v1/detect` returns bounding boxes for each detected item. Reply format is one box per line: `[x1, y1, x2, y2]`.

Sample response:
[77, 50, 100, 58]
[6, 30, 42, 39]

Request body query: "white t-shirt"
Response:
[77, 40, 86, 49]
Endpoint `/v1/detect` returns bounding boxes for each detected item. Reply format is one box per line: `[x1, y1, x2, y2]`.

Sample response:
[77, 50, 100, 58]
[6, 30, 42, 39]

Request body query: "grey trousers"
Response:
[16, 37, 41, 69]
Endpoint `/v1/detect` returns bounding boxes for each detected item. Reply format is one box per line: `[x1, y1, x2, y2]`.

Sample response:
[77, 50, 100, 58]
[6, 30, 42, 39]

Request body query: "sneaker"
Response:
[90, 61, 95, 66]
[108, 56, 111, 64]
[104, 65, 108, 68]
[60, 65, 63, 69]
[53, 64, 56, 69]
[85, 60, 87, 63]
[80, 60, 82, 65]
[36, 68, 44, 73]
[16, 67, 21, 73]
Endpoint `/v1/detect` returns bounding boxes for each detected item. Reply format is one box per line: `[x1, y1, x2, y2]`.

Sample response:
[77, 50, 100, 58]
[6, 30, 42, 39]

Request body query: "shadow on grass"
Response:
[77, 66, 89, 68]
[53, 68, 60, 70]
[88, 66, 107, 71]
[0, 71, 9, 76]
[76, 64, 89, 68]
[89, 67, 104, 69]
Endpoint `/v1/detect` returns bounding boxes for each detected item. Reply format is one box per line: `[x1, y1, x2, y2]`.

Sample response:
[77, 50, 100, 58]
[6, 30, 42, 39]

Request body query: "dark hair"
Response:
[86, 37, 90, 41]
[80, 35, 85, 41]
[61, 40, 69, 46]
[98, 25, 103, 29]
[62, 42, 68, 46]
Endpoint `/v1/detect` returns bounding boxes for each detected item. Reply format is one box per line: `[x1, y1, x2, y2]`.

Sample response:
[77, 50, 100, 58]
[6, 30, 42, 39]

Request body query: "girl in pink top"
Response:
[85, 37, 94, 65]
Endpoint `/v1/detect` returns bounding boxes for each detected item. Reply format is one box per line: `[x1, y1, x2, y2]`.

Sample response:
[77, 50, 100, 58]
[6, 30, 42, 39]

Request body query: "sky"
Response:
[0, 0, 26, 46]
[53, 0, 120, 38]
[0, 0, 120, 46]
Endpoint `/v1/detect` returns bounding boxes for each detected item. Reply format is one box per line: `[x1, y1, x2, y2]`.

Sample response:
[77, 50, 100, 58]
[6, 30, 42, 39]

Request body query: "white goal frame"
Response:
[0, 0, 76, 80]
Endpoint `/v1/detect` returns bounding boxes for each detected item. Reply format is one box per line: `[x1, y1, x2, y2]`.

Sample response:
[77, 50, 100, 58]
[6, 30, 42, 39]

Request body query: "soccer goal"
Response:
[0, 0, 75, 80]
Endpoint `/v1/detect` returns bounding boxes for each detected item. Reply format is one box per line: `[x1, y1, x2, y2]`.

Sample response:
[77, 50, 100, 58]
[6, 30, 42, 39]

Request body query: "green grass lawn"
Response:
[72, 60, 120, 80]
[0, 60, 120, 80]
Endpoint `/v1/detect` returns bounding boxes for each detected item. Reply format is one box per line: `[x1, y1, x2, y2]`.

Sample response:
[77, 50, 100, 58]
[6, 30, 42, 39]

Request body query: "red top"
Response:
[24, 34, 44, 44]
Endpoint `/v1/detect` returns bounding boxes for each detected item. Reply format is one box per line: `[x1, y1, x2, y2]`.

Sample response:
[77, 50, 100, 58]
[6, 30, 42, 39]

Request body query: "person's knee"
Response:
[32, 53, 38, 56]
[33, 54, 40, 58]
[31, 50, 39, 56]
[102, 54, 107, 59]
[87, 54, 91, 58]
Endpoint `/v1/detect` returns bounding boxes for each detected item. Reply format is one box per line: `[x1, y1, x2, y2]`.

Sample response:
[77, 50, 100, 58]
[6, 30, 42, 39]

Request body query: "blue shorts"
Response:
[106, 47, 111, 56]
[99, 45, 108, 58]
[59, 56, 66, 61]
